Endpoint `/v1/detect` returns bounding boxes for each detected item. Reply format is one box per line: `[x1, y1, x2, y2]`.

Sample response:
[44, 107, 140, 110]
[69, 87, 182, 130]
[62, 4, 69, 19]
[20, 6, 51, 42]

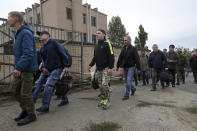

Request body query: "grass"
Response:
[78, 97, 98, 101]
[137, 100, 175, 108]
[85, 121, 121, 131]
[185, 107, 197, 114]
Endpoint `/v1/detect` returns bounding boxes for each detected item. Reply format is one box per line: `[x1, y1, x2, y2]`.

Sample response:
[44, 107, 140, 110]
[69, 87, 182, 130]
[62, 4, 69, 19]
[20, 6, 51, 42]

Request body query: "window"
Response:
[29, 17, 32, 24]
[91, 16, 96, 26]
[37, 13, 41, 24]
[67, 32, 72, 40]
[66, 8, 72, 20]
[92, 34, 96, 44]
[83, 13, 86, 24]
[83, 33, 87, 42]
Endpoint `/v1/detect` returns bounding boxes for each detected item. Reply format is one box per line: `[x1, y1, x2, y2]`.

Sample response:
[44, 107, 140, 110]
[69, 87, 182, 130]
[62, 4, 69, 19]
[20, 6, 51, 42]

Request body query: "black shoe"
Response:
[17, 115, 36, 126]
[58, 101, 69, 107]
[172, 85, 175, 87]
[183, 81, 185, 84]
[150, 88, 156, 91]
[14, 111, 27, 122]
[122, 96, 129, 100]
[176, 83, 180, 85]
[131, 89, 136, 96]
[36, 107, 49, 113]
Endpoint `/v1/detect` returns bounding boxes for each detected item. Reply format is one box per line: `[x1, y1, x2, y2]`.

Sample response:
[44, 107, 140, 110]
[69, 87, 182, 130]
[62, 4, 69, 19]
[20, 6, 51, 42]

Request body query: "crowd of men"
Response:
[3, 11, 197, 126]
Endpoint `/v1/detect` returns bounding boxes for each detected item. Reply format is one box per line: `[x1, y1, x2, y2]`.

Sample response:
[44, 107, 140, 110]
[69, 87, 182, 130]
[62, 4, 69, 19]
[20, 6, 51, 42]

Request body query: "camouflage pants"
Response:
[98, 68, 111, 100]
[11, 72, 35, 116]
[177, 69, 185, 83]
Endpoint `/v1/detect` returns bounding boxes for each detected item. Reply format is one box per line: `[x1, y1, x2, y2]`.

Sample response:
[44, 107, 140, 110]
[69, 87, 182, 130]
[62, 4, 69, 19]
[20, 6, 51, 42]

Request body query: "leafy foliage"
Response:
[135, 24, 148, 50]
[108, 16, 128, 46]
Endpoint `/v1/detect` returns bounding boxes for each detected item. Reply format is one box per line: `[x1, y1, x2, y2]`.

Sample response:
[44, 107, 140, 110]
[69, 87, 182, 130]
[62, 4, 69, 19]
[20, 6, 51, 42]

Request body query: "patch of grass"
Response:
[137, 100, 175, 108]
[185, 107, 197, 114]
[79, 97, 98, 101]
[85, 121, 121, 131]
[137, 101, 152, 107]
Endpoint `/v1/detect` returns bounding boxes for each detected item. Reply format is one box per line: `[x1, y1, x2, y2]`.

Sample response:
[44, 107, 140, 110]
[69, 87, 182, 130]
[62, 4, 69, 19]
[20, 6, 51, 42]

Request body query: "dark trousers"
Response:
[168, 69, 176, 85]
[193, 69, 197, 83]
[152, 69, 164, 89]
[177, 69, 185, 84]
[12, 72, 35, 116]
[141, 71, 149, 85]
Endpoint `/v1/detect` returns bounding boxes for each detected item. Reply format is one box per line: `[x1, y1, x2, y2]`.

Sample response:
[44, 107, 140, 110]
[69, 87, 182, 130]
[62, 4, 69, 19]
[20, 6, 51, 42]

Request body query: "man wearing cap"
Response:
[35, 31, 70, 113]
[88, 29, 114, 109]
[176, 50, 186, 85]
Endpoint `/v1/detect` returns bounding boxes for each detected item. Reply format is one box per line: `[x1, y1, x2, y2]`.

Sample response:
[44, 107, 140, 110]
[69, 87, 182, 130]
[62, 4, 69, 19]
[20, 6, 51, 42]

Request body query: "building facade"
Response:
[24, 0, 107, 43]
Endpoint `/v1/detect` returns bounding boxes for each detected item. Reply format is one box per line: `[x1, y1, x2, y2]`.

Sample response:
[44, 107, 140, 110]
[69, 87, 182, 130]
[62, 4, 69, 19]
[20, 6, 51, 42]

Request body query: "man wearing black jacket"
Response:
[149, 44, 168, 91]
[190, 49, 197, 84]
[117, 36, 140, 100]
[167, 45, 178, 87]
[88, 29, 114, 109]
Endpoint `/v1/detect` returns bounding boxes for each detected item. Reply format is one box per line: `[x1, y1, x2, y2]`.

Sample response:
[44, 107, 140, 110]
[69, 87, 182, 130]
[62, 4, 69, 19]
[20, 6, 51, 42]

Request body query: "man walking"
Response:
[88, 29, 114, 109]
[149, 44, 168, 91]
[35, 31, 70, 113]
[176, 51, 186, 85]
[166, 45, 178, 87]
[139, 49, 149, 86]
[190, 49, 197, 84]
[117, 36, 140, 100]
[8, 11, 38, 126]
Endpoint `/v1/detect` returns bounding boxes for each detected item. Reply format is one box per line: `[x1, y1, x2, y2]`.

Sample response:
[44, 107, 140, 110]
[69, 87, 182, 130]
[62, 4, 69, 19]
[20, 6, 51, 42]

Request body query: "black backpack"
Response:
[52, 40, 72, 67]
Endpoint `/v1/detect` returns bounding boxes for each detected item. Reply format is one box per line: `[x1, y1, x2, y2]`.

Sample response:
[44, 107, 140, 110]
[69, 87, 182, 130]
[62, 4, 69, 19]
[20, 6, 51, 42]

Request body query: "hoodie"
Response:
[13, 24, 38, 72]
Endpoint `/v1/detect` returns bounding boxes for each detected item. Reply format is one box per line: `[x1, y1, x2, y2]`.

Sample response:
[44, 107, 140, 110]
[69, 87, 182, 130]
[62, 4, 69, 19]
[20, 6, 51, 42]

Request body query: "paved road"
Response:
[0, 75, 197, 131]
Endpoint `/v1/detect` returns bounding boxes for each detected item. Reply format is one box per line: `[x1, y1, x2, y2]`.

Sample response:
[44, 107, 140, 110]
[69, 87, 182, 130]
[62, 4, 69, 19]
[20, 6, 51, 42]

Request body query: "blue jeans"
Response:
[124, 66, 136, 96]
[33, 73, 48, 102]
[38, 68, 68, 108]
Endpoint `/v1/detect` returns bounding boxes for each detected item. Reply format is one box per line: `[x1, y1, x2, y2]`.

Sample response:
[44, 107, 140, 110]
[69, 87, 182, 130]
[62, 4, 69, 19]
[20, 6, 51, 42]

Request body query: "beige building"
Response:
[24, 0, 107, 43]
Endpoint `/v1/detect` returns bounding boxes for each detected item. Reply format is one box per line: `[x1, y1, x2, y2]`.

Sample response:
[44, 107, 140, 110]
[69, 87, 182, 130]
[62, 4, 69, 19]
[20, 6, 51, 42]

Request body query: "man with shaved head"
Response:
[148, 44, 168, 91]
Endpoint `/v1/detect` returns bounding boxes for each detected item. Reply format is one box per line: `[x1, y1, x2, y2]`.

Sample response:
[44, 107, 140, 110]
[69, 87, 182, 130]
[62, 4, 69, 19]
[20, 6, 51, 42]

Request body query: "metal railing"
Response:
[0, 18, 86, 85]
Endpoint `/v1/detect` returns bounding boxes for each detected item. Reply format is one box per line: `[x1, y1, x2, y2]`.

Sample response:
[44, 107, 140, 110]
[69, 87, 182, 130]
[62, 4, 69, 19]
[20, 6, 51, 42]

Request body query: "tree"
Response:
[134, 36, 141, 50]
[135, 24, 148, 49]
[176, 46, 192, 59]
[108, 16, 128, 46]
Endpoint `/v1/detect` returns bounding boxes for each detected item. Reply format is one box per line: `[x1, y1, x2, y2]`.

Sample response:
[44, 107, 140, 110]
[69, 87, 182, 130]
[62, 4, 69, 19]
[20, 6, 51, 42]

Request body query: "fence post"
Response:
[81, 33, 84, 82]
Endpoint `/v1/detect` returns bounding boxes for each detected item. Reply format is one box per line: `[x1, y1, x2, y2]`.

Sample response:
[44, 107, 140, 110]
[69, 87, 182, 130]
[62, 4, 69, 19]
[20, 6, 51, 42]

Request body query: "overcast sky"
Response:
[1, 0, 196, 50]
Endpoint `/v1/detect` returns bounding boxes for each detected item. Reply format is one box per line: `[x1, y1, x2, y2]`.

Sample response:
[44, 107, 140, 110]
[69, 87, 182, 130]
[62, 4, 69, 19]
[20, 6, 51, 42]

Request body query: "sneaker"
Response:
[14, 111, 27, 122]
[17, 115, 37, 126]
[58, 101, 69, 107]
[36, 107, 49, 113]
[122, 96, 129, 100]
[102, 99, 110, 110]
[98, 99, 104, 107]
[172, 85, 175, 87]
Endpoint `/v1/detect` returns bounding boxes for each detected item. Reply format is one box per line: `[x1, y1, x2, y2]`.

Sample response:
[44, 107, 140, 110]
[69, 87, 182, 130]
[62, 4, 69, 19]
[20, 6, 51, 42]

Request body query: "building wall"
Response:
[24, 0, 107, 43]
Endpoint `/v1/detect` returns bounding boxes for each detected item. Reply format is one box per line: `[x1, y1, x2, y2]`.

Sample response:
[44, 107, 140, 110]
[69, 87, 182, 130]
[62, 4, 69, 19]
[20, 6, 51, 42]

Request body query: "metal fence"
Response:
[0, 18, 87, 85]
